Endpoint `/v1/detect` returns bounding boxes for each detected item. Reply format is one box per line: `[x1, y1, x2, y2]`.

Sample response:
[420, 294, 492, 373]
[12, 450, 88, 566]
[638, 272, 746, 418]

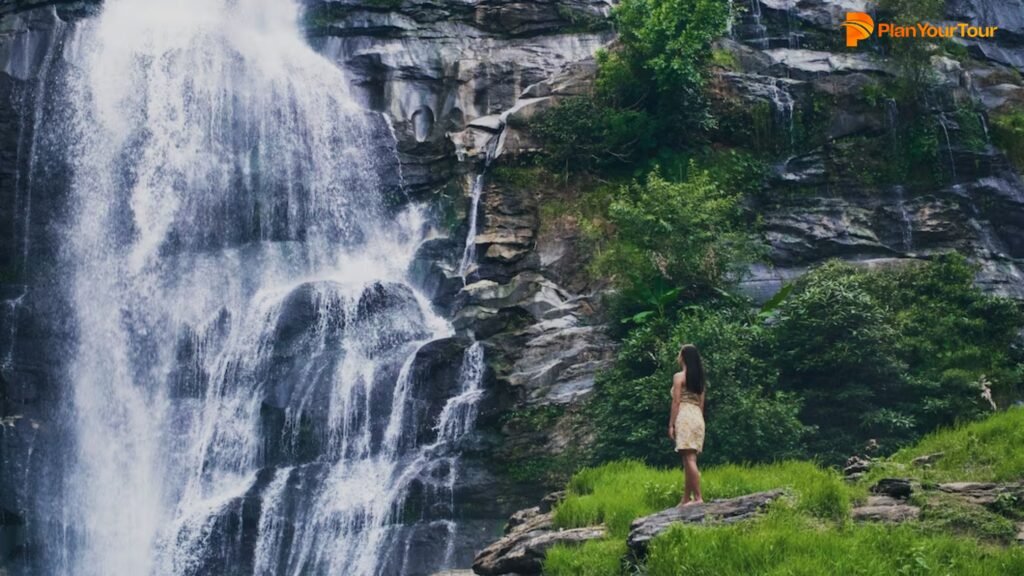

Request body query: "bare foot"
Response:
[677, 499, 690, 509]
[691, 498, 704, 505]
[681, 500, 699, 507]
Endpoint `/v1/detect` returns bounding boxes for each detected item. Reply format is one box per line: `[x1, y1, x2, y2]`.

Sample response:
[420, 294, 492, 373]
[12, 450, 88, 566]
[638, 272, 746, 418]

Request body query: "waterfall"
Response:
[44, 0, 478, 574]
[458, 174, 486, 281]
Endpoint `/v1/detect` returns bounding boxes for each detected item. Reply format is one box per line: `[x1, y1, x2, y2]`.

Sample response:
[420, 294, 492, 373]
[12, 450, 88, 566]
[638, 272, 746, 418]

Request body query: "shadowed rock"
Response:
[626, 490, 785, 557]
[871, 478, 913, 500]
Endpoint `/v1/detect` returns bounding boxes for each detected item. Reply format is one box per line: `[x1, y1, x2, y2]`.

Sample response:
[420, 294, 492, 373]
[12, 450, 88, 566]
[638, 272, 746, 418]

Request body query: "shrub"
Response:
[991, 110, 1024, 169]
[772, 256, 1023, 461]
[592, 166, 757, 306]
[590, 306, 805, 468]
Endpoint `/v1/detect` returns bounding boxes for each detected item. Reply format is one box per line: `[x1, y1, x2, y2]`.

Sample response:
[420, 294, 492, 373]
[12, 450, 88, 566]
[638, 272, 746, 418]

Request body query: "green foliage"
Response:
[877, 0, 944, 103]
[992, 110, 1024, 170]
[645, 507, 1024, 576]
[554, 460, 851, 538]
[772, 261, 904, 459]
[710, 48, 738, 70]
[613, 0, 729, 103]
[532, 96, 657, 173]
[592, 166, 757, 306]
[954, 106, 989, 152]
[533, 0, 729, 172]
[591, 305, 806, 468]
[772, 256, 1023, 461]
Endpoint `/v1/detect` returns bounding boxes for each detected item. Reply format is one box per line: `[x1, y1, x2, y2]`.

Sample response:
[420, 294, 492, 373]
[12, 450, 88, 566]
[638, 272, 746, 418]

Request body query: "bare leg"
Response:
[679, 450, 693, 507]
[683, 452, 703, 505]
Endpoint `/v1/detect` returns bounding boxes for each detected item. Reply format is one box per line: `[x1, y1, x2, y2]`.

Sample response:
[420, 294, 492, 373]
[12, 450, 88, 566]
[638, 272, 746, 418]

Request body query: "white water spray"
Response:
[55, 1, 476, 575]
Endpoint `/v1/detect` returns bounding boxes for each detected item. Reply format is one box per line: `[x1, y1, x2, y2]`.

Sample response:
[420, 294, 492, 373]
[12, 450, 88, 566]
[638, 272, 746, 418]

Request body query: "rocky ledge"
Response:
[471, 493, 606, 576]
[626, 490, 787, 557]
[471, 489, 786, 574]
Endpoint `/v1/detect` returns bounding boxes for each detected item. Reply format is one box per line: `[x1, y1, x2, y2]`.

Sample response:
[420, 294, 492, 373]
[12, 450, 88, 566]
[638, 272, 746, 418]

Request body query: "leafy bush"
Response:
[533, 0, 730, 172]
[992, 110, 1024, 169]
[773, 256, 1023, 461]
[592, 166, 758, 308]
[532, 96, 657, 173]
[771, 261, 904, 460]
[590, 306, 805, 468]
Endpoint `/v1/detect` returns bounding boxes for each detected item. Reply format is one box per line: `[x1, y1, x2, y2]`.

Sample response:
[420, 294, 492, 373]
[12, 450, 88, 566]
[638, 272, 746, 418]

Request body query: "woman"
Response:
[668, 343, 706, 507]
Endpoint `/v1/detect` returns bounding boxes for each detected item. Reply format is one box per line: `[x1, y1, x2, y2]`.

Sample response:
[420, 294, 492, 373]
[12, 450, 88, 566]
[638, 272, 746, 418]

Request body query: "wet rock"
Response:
[627, 490, 785, 557]
[762, 48, 892, 80]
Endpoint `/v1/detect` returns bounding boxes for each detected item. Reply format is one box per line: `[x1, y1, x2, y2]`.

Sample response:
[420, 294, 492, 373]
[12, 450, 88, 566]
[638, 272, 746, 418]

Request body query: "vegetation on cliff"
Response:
[523, 0, 1024, 474]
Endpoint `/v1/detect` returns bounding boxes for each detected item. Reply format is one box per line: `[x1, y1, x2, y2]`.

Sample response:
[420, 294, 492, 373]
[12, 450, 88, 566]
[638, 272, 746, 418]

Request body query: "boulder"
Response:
[870, 478, 914, 500]
[626, 490, 785, 557]
[851, 502, 921, 523]
[471, 506, 606, 576]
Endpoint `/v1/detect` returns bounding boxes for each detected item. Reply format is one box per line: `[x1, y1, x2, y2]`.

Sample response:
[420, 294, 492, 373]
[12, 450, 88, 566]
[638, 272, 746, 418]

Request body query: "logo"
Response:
[842, 12, 874, 47]
[841, 12, 999, 47]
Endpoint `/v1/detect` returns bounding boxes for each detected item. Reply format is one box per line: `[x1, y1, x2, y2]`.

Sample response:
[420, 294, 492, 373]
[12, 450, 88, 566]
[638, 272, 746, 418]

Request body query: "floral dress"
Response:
[674, 388, 705, 453]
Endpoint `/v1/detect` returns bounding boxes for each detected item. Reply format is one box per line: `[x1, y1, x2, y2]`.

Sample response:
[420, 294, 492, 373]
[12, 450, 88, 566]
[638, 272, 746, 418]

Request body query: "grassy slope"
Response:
[544, 409, 1024, 575]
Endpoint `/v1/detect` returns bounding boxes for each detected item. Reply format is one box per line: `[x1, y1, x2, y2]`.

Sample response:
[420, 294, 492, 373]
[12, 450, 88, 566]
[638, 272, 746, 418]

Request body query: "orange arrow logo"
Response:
[842, 12, 874, 47]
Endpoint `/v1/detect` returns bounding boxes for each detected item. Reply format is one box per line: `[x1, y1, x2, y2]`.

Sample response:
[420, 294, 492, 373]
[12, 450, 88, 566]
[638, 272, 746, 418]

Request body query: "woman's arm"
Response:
[668, 373, 682, 439]
[700, 390, 706, 415]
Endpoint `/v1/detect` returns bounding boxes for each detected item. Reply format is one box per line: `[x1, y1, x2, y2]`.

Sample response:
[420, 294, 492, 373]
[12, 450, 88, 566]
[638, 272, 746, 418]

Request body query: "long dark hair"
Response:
[679, 344, 706, 394]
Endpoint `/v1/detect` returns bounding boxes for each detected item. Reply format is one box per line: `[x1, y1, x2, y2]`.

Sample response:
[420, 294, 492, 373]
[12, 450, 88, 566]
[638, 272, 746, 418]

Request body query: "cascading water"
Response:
[42, 0, 479, 574]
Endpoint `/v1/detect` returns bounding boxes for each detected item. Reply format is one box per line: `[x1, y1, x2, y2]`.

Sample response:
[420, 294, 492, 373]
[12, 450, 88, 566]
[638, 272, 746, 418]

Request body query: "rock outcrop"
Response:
[471, 498, 606, 576]
[626, 490, 786, 557]
[851, 495, 922, 523]
[720, 0, 1024, 302]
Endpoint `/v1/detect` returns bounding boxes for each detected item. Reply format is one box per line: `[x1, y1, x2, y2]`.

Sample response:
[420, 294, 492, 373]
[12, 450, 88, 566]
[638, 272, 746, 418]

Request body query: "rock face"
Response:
[305, 0, 614, 194]
[721, 0, 1024, 302]
[626, 490, 786, 556]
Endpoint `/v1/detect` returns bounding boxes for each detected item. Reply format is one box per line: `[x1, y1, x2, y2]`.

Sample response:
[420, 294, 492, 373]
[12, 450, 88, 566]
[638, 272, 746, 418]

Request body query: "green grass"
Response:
[544, 539, 627, 576]
[553, 460, 850, 538]
[918, 493, 1020, 544]
[872, 408, 1024, 483]
[543, 411, 1024, 575]
[646, 507, 1024, 576]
